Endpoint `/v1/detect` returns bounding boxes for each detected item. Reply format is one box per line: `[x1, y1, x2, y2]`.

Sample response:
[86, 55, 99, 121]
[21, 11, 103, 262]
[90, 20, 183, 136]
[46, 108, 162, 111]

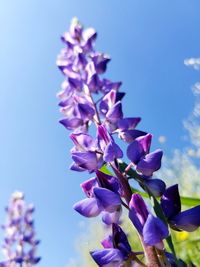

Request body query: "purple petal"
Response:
[143, 214, 169, 246]
[101, 235, 113, 249]
[144, 179, 166, 197]
[127, 140, 145, 164]
[112, 223, 131, 256]
[70, 133, 95, 150]
[82, 28, 97, 50]
[160, 184, 181, 219]
[118, 117, 141, 131]
[59, 118, 83, 130]
[68, 77, 82, 91]
[136, 149, 163, 176]
[86, 62, 100, 92]
[73, 198, 102, 217]
[93, 188, 121, 212]
[106, 101, 123, 123]
[81, 177, 98, 197]
[97, 124, 111, 144]
[171, 206, 200, 232]
[103, 140, 123, 162]
[90, 249, 123, 266]
[137, 134, 152, 154]
[91, 53, 111, 74]
[129, 194, 149, 227]
[70, 162, 85, 172]
[115, 92, 126, 102]
[69, 18, 83, 39]
[101, 79, 122, 94]
[102, 208, 122, 225]
[99, 90, 117, 115]
[96, 170, 121, 194]
[119, 129, 147, 143]
[78, 103, 95, 120]
[72, 151, 99, 171]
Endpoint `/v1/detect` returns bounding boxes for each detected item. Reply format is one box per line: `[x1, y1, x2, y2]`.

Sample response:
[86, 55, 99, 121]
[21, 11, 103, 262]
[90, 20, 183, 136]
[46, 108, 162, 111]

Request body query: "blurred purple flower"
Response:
[0, 192, 40, 267]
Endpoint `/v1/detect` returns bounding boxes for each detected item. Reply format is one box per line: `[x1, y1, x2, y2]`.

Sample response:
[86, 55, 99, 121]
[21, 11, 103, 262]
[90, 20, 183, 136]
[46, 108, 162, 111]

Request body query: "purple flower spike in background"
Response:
[0, 192, 40, 267]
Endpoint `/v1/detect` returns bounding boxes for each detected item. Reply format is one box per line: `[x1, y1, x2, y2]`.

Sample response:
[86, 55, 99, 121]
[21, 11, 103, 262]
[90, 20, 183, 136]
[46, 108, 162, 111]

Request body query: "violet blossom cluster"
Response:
[0, 192, 40, 267]
[57, 18, 200, 267]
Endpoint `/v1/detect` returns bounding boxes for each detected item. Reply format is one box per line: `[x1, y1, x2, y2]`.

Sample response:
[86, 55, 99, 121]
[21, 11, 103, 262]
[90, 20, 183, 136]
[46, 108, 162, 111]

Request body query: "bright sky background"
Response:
[1, 1, 200, 266]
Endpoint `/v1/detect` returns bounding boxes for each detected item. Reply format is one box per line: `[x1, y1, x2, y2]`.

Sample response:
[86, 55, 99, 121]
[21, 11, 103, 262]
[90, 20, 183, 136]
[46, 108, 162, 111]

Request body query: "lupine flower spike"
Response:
[0, 192, 40, 267]
[57, 18, 197, 266]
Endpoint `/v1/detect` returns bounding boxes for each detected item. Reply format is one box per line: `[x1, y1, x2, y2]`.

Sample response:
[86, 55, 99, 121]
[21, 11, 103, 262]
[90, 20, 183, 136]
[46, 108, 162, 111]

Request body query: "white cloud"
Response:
[184, 57, 200, 70]
[192, 82, 200, 95]
[158, 135, 166, 144]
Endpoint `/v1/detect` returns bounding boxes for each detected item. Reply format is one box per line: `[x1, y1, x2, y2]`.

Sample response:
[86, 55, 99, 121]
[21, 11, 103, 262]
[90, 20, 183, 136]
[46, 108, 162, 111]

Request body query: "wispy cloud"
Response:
[160, 57, 200, 196]
[184, 57, 200, 70]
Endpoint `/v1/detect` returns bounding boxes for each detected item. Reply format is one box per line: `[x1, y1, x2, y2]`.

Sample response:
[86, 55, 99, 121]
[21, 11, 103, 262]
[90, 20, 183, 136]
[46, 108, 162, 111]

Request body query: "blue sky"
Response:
[0, 1, 200, 266]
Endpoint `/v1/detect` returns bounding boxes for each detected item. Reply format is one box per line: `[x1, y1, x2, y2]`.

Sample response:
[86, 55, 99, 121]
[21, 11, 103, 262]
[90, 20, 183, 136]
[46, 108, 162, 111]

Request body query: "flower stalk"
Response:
[57, 18, 200, 267]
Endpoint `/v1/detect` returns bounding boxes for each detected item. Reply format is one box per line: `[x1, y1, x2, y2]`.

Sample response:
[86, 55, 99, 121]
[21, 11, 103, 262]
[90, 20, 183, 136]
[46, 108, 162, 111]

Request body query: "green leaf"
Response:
[180, 196, 200, 207]
[99, 164, 114, 175]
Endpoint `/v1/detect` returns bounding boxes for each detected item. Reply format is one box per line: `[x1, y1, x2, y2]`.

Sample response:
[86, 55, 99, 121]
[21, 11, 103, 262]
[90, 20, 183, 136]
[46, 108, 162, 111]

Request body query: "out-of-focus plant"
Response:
[0, 192, 41, 267]
[57, 18, 200, 267]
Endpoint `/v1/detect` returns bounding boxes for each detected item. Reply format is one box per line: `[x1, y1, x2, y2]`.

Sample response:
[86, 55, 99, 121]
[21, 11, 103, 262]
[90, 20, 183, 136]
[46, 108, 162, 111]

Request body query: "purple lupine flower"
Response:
[74, 171, 122, 224]
[70, 132, 103, 172]
[127, 133, 163, 176]
[0, 192, 40, 267]
[97, 125, 123, 162]
[129, 194, 169, 249]
[161, 184, 200, 232]
[57, 18, 181, 267]
[73, 187, 121, 218]
[90, 224, 133, 266]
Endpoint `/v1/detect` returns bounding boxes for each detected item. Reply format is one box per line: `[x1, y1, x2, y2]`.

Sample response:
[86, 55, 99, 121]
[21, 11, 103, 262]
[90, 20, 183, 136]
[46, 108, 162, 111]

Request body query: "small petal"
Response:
[118, 117, 141, 131]
[102, 208, 122, 225]
[83, 28, 97, 50]
[96, 170, 121, 194]
[73, 198, 102, 217]
[137, 134, 152, 154]
[103, 141, 123, 162]
[143, 214, 169, 246]
[136, 149, 163, 176]
[129, 194, 149, 235]
[106, 102, 123, 123]
[72, 151, 99, 171]
[127, 141, 145, 165]
[101, 235, 113, 249]
[144, 179, 166, 197]
[91, 53, 111, 74]
[70, 133, 95, 150]
[59, 118, 83, 130]
[97, 124, 111, 144]
[90, 249, 123, 266]
[160, 184, 181, 219]
[78, 103, 95, 120]
[119, 129, 147, 143]
[68, 77, 82, 91]
[112, 223, 131, 256]
[81, 177, 98, 197]
[93, 188, 121, 212]
[101, 79, 122, 94]
[171, 206, 200, 232]
[70, 162, 85, 172]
